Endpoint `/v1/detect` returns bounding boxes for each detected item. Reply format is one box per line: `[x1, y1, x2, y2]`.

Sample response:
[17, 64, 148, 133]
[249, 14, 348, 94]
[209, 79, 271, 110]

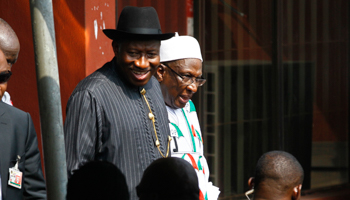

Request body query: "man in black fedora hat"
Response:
[64, 6, 174, 200]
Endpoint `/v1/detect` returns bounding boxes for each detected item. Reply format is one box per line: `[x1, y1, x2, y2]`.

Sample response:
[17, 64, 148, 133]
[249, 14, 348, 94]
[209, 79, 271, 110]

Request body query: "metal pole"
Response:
[29, 1, 67, 200]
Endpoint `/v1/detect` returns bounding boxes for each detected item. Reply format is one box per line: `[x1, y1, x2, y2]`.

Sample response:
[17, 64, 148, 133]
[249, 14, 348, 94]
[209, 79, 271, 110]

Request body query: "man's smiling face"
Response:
[114, 39, 160, 87]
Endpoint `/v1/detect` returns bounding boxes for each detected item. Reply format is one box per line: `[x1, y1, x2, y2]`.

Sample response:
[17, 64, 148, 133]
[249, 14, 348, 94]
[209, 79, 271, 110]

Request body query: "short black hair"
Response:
[67, 161, 129, 200]
[254, 151, 304, 191]
[136, 157, 199, 200]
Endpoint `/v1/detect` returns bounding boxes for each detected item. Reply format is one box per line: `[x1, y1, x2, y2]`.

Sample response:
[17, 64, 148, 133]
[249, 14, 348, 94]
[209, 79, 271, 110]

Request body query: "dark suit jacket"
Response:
[0, 102, 46, 200]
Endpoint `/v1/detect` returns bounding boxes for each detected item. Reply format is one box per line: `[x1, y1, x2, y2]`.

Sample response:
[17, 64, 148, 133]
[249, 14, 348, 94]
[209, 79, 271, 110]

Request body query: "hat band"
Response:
[119, 27, 162, 35]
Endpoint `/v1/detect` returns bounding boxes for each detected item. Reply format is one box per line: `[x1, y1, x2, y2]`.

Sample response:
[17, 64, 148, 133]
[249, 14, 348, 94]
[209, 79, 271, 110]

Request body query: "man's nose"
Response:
[186, 81, 198, 93]
[134, 56, 149, 69]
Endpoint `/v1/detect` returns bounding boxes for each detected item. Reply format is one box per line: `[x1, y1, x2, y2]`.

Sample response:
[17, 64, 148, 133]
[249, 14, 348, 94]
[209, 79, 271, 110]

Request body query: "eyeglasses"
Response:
[0, 70, 12, 84]
[161, 63, 206, 87]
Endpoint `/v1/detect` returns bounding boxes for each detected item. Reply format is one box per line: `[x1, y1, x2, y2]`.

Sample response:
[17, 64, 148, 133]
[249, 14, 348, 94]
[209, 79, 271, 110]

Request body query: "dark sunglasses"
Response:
[0, 70, 12, 84]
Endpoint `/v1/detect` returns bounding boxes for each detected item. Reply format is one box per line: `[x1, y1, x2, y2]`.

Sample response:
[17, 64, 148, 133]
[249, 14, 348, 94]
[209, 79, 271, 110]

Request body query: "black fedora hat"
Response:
[103, 6, 174, 41]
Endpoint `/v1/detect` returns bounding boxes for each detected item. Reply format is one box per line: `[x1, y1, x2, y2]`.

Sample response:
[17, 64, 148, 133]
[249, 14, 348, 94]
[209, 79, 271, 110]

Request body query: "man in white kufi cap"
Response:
[156, 33, 220, 200]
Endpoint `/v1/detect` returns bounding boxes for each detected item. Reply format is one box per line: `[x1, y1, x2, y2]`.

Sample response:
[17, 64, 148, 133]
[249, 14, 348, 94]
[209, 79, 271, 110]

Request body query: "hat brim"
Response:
[103, 29, 175, 41]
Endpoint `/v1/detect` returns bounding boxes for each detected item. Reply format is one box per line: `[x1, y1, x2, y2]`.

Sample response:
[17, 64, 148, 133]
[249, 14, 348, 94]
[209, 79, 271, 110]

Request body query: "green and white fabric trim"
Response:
[167, 100, 211, 199]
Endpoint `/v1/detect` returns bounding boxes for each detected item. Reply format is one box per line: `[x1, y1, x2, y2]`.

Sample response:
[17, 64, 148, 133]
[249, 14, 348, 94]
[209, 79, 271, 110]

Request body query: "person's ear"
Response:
[292, 184, 302, 200]
[155, 64, 165, 82]
[112, 41, 119, 56]
[248, 177, 255, 189]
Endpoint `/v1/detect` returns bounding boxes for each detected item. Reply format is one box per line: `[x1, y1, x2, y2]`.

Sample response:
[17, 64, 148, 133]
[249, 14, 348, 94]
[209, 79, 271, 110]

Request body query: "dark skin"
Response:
[247, 177, 302, 200]
[0, 44, 19, 99]
[156, 58, 202, 109]
[0, 19, 20, 99]
[112, 39, 160, 87]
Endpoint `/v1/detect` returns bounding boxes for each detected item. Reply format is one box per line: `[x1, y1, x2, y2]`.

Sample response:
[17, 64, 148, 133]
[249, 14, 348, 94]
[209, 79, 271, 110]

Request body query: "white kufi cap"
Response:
[160, 32, 203, 62]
